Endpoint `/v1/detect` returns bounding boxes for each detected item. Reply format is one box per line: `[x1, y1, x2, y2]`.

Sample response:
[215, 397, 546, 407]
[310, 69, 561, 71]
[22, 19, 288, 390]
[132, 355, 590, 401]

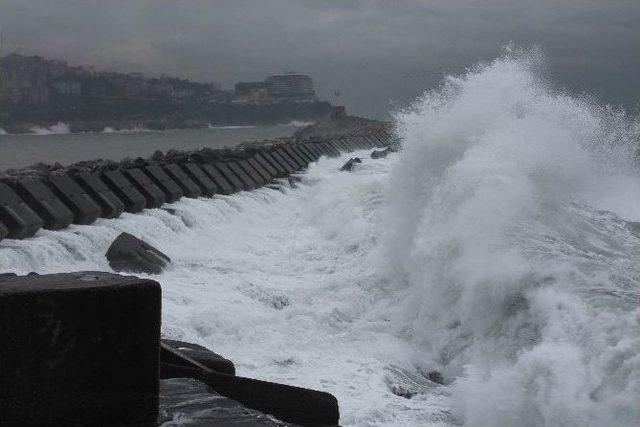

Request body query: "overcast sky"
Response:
[1, 0, 638, 118]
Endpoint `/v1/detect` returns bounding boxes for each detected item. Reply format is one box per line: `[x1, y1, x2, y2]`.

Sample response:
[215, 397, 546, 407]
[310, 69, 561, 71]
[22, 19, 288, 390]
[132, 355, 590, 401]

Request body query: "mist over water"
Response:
[0, 50, 638, 426]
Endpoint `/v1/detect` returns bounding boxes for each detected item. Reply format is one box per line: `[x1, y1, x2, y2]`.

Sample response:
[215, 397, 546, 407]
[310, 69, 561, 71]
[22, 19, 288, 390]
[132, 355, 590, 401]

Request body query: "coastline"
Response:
[0, 101, 333, 135]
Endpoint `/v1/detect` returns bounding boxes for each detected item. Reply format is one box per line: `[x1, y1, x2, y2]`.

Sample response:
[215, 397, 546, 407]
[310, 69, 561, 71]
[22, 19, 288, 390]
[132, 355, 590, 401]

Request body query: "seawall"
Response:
[0, 122, 396, 242]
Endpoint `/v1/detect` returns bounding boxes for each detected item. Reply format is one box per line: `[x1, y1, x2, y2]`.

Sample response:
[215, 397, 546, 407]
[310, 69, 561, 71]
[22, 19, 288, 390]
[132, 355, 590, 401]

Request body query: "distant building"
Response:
[0, 54, 50, 105]
[265, 73, 315, 101]
[51, 79, 82, 96]
[234, 81, 270, 103]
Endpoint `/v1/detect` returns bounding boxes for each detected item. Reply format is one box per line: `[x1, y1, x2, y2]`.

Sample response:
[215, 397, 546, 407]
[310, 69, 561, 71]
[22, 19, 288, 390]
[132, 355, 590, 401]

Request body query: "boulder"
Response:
[340, 157, 362, 171]
[370, 147, 393, 159]
[106, 232, 170, 274]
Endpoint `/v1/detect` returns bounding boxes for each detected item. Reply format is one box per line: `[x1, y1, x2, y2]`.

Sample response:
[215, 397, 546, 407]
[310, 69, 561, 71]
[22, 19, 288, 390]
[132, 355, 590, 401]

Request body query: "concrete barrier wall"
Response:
[0, 271, 161, 425]
[0, 129, 395, 241]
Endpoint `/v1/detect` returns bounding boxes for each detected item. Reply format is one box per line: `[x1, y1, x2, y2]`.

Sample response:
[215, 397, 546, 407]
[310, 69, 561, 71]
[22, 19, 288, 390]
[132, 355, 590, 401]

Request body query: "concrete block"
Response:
[15, 178, 74, 230]
[270, 150, 297, 172]
[212, 163, 249, 192]
[297, 144, 318, 161]
[258, 152, 289, 177]
[101, 170, 146, 213]
[124, 168, 166, 209]
[74, 172, 125, 219]
[0, 271, 161, 426]
[327, 140, 344, 154]
[0, 182, 44, 239]
[338, 138, 353, 152]
[254, 153, 279, 178]
[164, 164, 202, 198]
[143, 165, 184, 203]
[341, 138, 356, 151]
[360, 135, 375, 148]
[0, 220, 7, 241]
[371, 134, 386, 147]
[353, 137, 366, 149]
[161, 339, 235, 376]
[247, 157, 272, 182]
[292, 146, 314, 164]
[238, 160, 266, 187]
[182, 163, 218, 197]
[48, 174, 101, 225]
[199, 164, 235, 195]
[159, 378, 286, 426]
[321, 142, 341, 157]
[282, 147, 307, 168]
[227, 162, 257, 190]
[304, 143, 323, 159]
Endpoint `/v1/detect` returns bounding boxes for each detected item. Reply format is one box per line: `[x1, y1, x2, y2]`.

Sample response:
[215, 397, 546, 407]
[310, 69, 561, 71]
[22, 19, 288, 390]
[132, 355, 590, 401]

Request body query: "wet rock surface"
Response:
[159, 378, 293, 426]
[106, 232, 170, 274]
[340, 157, 362, 171]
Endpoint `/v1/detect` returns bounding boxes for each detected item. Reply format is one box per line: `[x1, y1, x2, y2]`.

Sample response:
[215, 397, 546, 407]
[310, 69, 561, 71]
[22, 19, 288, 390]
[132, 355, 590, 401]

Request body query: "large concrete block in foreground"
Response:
[0, 220, 8, 241]
[15, 178, 74, 230]
[74, 172, 125, 219]
[0, 182, 43, 239]
[0, 271, 161, 426]
[48, 174, 101, 225]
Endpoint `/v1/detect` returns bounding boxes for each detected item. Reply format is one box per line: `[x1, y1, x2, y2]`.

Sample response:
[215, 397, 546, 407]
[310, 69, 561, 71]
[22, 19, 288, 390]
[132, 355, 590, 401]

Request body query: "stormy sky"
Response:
[1, 0, 638, 118]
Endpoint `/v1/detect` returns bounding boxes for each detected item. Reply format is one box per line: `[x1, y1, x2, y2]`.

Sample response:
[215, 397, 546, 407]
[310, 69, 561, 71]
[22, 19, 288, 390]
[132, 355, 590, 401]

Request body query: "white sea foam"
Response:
[0, 128, 8, 135]
[278, 120, 315, 128]
[102, 126, 154, 134]
[29, 122, 71, 135]
[0, 48, 638, 426]
[207, 124, 257, 130]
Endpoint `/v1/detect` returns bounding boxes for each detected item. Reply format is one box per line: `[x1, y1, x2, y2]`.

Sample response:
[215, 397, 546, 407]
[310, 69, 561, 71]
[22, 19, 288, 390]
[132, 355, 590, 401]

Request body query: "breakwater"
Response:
[0, 125, 394, 242]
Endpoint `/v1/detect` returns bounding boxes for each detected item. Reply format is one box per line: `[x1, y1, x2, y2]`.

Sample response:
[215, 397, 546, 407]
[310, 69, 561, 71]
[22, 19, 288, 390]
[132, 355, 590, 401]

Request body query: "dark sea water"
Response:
[0, 124, 302, 171]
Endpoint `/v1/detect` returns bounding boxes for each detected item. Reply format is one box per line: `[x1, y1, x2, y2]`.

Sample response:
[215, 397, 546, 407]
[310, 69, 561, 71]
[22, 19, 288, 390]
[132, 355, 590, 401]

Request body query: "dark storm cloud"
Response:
[1, 0, 638, 118]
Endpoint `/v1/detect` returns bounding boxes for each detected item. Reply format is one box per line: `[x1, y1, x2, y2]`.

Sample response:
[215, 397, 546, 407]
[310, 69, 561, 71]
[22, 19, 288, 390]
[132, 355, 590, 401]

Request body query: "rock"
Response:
[340, 157, 362, 171]
[427, 370, 444, 385]
[105, 232, 170, 274]
[370, 147, 393, 159]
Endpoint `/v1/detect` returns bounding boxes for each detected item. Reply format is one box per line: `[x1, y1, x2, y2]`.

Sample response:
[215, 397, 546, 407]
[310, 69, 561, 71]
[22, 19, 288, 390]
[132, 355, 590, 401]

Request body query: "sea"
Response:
[0, 122, 312, 171]
[1, 50, 638, 426]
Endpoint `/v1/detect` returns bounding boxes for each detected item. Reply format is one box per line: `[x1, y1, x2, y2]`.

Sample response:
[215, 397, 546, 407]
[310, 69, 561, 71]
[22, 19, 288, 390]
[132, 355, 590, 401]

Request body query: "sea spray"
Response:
[385, 47, 640, 426]
[30, 122, 71, 135]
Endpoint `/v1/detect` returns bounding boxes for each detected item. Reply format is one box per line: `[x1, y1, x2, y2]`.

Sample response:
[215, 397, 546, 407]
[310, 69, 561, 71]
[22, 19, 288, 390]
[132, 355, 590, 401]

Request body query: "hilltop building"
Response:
[234, 73, 316, 104]
[265, 74, 315, 101]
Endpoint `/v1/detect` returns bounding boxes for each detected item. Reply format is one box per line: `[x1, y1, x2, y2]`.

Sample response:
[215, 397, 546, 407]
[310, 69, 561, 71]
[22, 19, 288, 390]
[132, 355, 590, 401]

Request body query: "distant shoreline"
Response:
[0, 119, 317, 136]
